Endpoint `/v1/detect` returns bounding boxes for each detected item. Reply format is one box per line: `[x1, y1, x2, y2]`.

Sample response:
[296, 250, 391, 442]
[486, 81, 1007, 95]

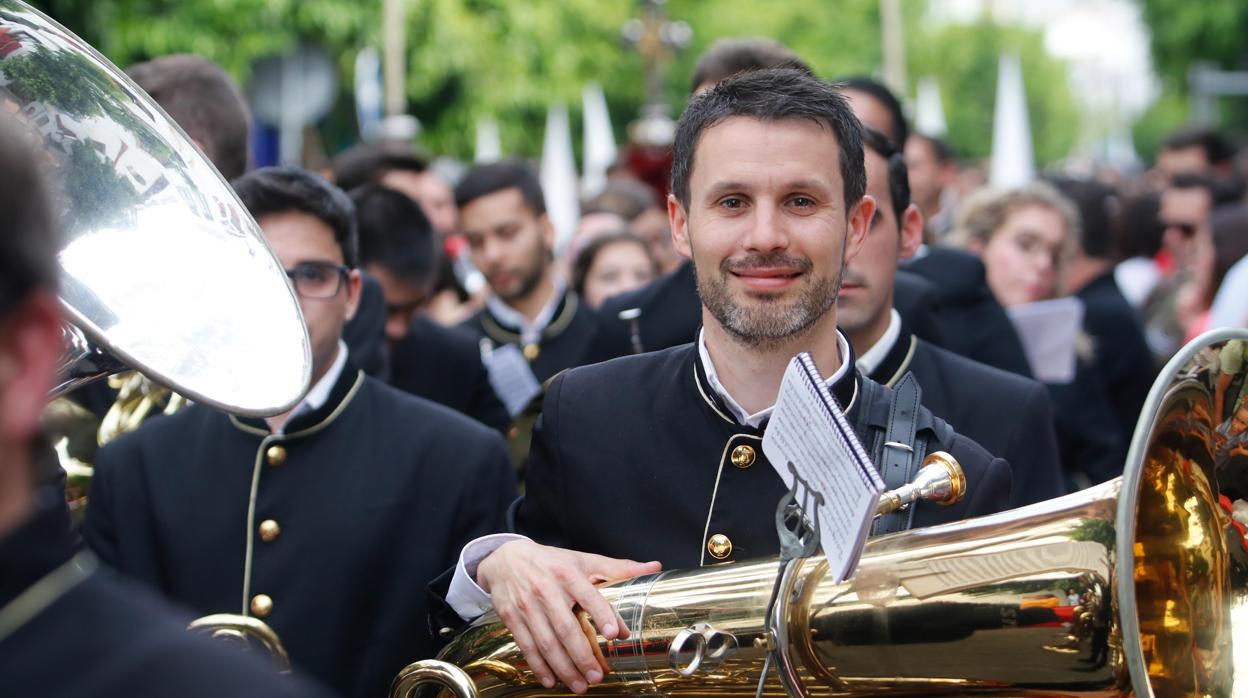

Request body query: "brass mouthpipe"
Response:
[875, 450, 965, 517]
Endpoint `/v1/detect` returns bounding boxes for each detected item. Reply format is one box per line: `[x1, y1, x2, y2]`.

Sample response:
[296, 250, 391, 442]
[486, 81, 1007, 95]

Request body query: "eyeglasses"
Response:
[285, 262, 349, 299]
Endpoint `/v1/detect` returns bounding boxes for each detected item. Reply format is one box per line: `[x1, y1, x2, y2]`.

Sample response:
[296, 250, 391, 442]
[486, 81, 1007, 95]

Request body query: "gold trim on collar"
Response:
[229, 370, 366, 439]
[883, 336, 918, 388]
[693, 363, 735, 425]
[481, 292, 580, 348]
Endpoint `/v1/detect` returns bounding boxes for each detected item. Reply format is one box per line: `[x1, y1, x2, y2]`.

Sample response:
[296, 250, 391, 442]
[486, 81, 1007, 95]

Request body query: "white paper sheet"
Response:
[481, 342, 542, 418]
[763, 353, 884, 582]
[1005, 297, 1085, 384]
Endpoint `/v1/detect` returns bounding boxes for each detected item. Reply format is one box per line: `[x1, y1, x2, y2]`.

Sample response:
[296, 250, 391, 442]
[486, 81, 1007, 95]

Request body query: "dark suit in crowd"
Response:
[390, 315, 511, 434]
[1076, 271, 1157, 446]
[865, 325, 1066, 508]
[84, 361, 516, 698]
[3, 488, 336, 698]
[515, 343, 1011, 570]
[903, 247, 1034, 378]
[892, 270, 948, 349]
[342, 272, 389, 379]
[461, 289, 598, 383]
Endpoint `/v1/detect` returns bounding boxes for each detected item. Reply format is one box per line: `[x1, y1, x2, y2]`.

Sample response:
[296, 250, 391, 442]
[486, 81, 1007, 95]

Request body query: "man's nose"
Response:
[742, 202, 789, 252]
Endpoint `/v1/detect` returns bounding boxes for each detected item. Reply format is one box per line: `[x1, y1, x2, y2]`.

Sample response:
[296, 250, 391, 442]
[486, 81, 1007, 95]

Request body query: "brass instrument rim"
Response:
[391, 659, 478, 698]
[1113, 325, 1248, 698]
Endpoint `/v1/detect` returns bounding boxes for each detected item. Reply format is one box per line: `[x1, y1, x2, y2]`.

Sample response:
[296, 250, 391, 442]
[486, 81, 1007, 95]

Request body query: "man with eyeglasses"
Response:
[83, 167, 518, 698]
[1142, 173, 1217, 362]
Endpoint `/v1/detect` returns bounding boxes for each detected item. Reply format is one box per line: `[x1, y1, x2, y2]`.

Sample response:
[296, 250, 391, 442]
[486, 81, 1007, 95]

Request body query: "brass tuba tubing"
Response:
[187, 614, 293, 672]
[391, 660, 479, 698]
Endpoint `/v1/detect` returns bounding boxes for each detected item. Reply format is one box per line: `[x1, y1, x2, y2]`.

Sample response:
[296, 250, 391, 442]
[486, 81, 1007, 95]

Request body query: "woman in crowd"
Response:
[572, 231, 660, 308]
[956, 183, 1123, 489]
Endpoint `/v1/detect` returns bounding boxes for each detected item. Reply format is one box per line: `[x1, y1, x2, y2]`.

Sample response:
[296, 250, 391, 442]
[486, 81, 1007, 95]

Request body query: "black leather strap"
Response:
[873, 372, 923, 534]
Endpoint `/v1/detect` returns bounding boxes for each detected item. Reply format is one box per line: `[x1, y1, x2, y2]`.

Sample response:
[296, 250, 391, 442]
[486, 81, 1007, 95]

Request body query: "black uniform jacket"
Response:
[903, 247, 1034, 378]
[582, 260, 701, 363]
[83, 363, 517, 698]
[343, 272, 389, 379]
[866, 328, 1066, 507]
[1076, 271, 1157, 446]
[390, 314, 511, 434]
[3, 489, 335, 698]
[516, 343, 1012, 570]
[460, 289, 599, 383]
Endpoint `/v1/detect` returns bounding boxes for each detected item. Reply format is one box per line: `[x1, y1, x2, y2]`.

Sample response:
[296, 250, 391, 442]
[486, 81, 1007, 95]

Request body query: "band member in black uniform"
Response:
[351, 184, 510, 434]
[455, 161, 598, 384]
[83, 168, 517, 698]
[0, 122, 332, 697]
[838, 76, 1034, 379]
[841, 127, 1065, 507]
[439, 69, 1012, 695]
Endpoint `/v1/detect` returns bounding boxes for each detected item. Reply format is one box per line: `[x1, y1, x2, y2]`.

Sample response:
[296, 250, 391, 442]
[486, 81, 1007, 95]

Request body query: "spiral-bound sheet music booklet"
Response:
[762, 352, 885, 582]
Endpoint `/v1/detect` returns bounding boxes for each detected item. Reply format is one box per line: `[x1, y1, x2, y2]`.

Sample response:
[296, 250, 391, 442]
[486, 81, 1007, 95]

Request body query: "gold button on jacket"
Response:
[265, 445, 287, 467]
[522, 343, 540, 361]
[250, 594, 273, 618]
[730, 444, 756, 469]
[259, 519, 281, 543]
[707, 533, 733, 560]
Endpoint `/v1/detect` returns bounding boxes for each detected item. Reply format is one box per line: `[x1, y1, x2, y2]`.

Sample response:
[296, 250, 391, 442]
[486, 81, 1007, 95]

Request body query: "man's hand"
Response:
[476, 539, 661, 694]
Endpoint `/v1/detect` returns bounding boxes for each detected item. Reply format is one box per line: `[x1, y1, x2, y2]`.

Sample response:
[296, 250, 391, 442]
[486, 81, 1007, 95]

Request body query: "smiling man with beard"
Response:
[435, 69, 1012, 695]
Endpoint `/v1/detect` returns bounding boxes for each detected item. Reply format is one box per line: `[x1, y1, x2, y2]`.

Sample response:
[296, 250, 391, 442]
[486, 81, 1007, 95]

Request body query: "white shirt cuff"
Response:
[446, 533, 529, 620]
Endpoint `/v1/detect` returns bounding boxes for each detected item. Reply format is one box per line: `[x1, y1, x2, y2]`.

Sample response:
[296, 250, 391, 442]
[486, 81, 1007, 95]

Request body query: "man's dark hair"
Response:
[128, 54, 250, 181]
[672, 68, 866, 214]
[862, 126, 910, 222]
[331, 142, 428, 192]
[911, 132, 955, 163]
[1049, 177, 1118, 259]
[233, 167, 358, 268]
[838, 76, 908, 149]
[1162, 125, 1234, 166]
[0, 119, 57, 317]
[583, 179, 659, 221]
[351, 184, 440, 287]
[689, 37, 812, 94]
[1114, 192, 1163, 260]
[454, 159, 547, 216]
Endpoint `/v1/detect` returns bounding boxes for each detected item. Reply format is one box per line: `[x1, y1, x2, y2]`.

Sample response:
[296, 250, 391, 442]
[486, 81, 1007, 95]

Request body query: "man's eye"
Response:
[297, 266, 330, 283]
[720, 197, 745, 209]
[790, 196, 815, 207]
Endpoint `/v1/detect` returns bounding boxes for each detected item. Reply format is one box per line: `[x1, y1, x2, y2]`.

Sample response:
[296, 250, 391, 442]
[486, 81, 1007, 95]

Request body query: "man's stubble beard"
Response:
[496, 237, 550, 305]
[695, 246, 846, 351]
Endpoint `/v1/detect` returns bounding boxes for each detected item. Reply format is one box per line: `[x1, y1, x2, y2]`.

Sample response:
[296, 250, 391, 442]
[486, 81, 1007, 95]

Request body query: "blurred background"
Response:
[28, 0, 1248, 177]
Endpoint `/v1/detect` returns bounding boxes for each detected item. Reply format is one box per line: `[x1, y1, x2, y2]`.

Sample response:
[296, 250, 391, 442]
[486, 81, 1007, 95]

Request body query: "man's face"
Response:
[380, 169, 459, 235]
[1160, 185, 1213, 271]
[669, 116, 872, 348]
[843, 89, 897, 143]
[259, 210, 361, 383]
[460, 187, 552, 304]
[1232, 405, 1248, 436]
[838, 149, 920, 348]
[904, 137, 951, 213]
[366, 263, 431, 345]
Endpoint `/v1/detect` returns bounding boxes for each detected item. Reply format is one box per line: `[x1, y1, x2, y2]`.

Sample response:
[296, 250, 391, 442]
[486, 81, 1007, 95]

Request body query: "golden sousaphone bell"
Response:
[395, 328, 1248, 697]
[1, 0, 311, 666]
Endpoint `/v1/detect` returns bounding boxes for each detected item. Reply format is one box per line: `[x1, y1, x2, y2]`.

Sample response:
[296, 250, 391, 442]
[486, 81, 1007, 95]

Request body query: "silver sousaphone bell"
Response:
[0, 0, 311, 413]
[1, 0, 310, 664]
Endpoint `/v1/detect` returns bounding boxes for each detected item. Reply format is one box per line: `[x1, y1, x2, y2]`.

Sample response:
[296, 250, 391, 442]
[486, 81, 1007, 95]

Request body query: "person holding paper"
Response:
[955, 182, 1123, 488]
[435, 69, 1012, 695]
[839, 127, 1065, 507]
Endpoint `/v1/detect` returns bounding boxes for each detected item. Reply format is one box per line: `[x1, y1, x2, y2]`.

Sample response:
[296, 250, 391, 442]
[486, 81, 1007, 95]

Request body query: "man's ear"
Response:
[0, 292, 62, 443]
[899, 203, 924, 260]
[845, 195, 876, 262]
[668, 194, 693, 260]
[342, 269, 363, 322]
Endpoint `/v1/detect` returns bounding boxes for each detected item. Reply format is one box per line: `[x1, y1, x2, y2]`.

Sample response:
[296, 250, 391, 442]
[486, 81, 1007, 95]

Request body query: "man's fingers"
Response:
[537, 586, 604, 690]
[501, 612, 555, 689]
[525, 599, 592, 693]
[587, 555, 663, 583]
[567, 575, 625, 641]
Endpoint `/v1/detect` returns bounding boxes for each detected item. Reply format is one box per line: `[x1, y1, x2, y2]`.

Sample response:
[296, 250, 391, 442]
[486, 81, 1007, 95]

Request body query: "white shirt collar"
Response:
[697, 328, 852, 428]
[854, 309, 902, 376]
[484, 276, 567, 346]
[267, 339, 348, 434]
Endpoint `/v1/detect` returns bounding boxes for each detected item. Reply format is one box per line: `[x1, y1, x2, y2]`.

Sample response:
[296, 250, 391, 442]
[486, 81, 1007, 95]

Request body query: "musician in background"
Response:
[841, 127, 1064, 507]
[437, 68, 1012, 695]
[351, 183, 510, 434]
[84, 167, 517, 698]
[455, 160, 599, 384]
[0, 120, 331, 697]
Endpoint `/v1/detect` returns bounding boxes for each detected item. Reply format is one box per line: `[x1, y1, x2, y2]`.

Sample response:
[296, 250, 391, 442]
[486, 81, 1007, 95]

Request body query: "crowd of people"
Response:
[4, 28, 1248, 698]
